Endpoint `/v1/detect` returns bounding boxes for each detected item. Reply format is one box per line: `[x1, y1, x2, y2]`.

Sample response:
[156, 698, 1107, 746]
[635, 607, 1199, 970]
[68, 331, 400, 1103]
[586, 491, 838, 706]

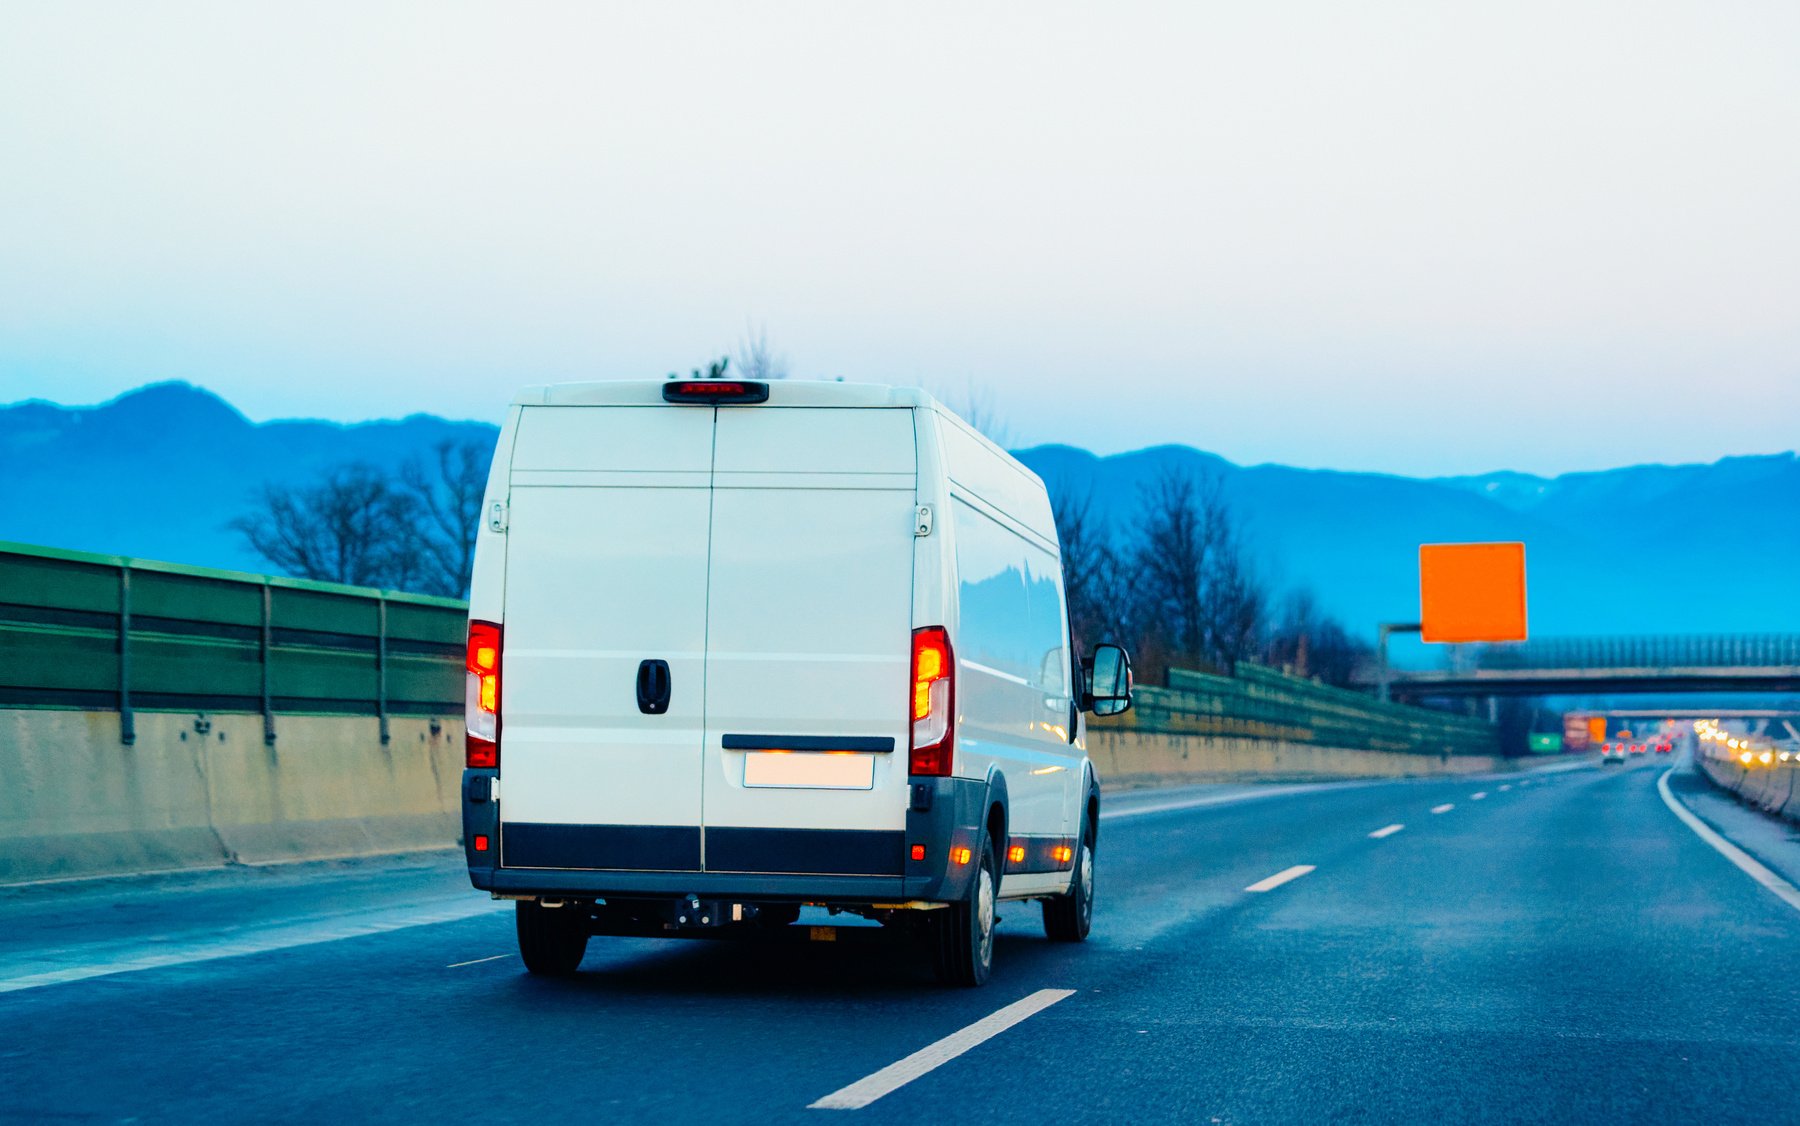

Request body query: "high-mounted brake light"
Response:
[466, 620, 501, 769]
[662, 380, 769, 405]
[910, 626, 954, 777]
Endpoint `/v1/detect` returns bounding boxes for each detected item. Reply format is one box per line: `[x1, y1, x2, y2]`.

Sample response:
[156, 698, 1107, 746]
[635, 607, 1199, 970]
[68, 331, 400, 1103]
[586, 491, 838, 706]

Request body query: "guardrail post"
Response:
[377, 593, 390, 745]
[260, 582, 276, 747]
[118, 563, 135, 746]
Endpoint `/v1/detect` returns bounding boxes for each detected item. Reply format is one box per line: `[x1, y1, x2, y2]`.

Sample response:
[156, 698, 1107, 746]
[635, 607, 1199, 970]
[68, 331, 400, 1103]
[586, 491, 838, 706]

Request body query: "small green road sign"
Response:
[1528, 733, 1563, 753]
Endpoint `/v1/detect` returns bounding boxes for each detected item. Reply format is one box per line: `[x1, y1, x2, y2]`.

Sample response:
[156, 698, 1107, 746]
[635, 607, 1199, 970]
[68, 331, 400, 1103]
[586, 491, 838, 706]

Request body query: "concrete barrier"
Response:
[1697, 752, 1800, 825]
[0, 709, 462, 885]
[1091, 728, 1575, 789]
[2, 708, 1573, 885]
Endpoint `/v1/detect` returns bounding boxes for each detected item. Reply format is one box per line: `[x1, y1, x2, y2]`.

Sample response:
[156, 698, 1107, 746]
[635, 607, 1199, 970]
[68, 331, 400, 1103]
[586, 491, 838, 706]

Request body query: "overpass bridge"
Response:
[1369, 635, 1800, 699]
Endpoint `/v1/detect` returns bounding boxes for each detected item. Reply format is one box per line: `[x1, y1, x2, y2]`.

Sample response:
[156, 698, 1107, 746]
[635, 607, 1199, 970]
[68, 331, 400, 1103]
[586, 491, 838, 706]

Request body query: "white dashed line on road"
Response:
[808, 988, 1076, 1110]
[1499, 784, 1512, 791]
[1244, 865, 1316, 893]
[1471, 792, 1488, 800]
[1368, 824, 1405, 839]
[1431, 804, 1455, 814]
[446, 954, 510, 969]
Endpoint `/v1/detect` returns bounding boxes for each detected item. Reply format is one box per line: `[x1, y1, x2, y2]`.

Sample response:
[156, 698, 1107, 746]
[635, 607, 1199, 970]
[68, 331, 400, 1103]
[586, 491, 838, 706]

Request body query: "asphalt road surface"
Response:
[5, 756, 1798, 1124]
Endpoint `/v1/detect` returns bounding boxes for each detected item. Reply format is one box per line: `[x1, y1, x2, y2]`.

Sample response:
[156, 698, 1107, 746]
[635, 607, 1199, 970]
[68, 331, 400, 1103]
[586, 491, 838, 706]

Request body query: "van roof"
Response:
[511, 379, 1046, 495]
[514, 379, 938, 410]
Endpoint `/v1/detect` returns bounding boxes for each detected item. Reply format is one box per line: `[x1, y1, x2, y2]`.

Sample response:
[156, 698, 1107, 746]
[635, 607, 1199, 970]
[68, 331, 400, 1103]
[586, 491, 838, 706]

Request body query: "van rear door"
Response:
[700, 407, 918, 877]
[498, 405, 713, 871]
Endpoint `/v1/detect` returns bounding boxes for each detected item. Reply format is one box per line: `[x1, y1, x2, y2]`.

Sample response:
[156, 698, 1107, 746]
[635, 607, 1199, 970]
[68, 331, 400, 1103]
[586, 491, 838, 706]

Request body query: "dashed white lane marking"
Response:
[808, 988, 1076, 1110]
[1368, 824, 1405, 839]
[1471, 792, 1488, 800]
[1657, 769, 1800, 915]
[446, 954, 511, 969]
[1244, 865, 1316, 893]
[1499, 784, 1513, 791]
[1431, 803, 1455, 814]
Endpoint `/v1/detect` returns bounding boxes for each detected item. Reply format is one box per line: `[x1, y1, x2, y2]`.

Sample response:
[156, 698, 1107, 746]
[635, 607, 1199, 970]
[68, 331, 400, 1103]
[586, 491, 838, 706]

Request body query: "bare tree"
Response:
[1203, 508, 1267, 670]
[1052, 488, 1131, 653]
[231, 464, 424, 589]
[1132, 469, 1221, 676]
[1263, 587, 1373, 687]
[940, 379, 1015, 449]
[402, 438, 493, 598]
[1128, 466, 1271, 678]
[735, 324, 789, 381]
[671, 356, 732, 381]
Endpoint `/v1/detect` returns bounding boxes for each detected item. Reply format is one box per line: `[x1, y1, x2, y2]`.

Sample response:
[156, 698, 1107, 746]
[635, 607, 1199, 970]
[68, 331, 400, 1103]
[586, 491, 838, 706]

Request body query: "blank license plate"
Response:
[743, 752, 875, 789]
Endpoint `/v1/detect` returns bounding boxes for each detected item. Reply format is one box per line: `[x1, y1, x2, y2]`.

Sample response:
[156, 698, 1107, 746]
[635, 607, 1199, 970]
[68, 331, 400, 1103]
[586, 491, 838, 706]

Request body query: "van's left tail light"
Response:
[466, 621, 501, 768]
[910, 626, 954, 777]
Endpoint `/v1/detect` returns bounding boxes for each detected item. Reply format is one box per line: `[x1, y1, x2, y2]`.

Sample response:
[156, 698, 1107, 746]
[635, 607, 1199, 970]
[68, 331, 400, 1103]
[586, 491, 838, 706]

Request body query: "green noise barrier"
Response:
[0, 541, 465, 746]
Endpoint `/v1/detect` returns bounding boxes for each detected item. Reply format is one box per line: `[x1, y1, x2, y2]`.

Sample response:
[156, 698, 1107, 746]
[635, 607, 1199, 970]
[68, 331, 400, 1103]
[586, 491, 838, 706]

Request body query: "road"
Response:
[4, 757, 1798, 1124]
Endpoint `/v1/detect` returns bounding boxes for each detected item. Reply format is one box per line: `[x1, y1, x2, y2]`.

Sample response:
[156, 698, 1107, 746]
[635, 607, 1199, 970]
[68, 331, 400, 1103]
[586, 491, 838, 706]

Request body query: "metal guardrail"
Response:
[0, 540, 1497, 758]
[0, 541, 465, 745]
[1106, 663, 1500, 757]
[1476, 635, 1800, 670]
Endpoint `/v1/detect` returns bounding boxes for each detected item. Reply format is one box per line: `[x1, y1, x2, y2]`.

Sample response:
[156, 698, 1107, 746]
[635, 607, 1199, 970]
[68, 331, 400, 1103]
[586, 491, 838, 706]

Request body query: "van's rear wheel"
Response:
[516, 901, 589, 976]
[934, 840, 997, 987]
[1044, 815, 1095, 942]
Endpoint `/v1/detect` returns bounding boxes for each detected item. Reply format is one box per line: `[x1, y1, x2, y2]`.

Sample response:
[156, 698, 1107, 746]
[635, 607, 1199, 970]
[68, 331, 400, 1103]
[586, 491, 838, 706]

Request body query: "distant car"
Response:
[1655, 741, 1673, 754]
[1601, 743, 1626, 765]
[1629, 743, 1648, 755]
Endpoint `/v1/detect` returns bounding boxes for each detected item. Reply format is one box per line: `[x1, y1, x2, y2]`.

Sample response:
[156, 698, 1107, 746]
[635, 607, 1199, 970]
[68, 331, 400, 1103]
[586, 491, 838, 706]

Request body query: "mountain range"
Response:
[4, 382, 1795, 640]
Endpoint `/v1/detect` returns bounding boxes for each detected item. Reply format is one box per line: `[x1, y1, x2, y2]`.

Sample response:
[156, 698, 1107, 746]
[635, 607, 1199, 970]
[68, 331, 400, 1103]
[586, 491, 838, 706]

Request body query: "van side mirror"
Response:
[1081, 644, 1133, 717]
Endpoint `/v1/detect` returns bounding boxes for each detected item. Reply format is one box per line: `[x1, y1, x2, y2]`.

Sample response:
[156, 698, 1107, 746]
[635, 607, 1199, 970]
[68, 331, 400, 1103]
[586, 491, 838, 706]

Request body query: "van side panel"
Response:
[497, 406, 714, 870]
[933, 411, 1080, 893]
[699, 408, 917, 872]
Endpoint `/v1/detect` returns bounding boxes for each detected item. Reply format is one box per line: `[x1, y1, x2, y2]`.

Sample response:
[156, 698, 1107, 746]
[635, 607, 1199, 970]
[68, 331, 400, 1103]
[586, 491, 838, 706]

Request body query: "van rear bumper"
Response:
[464, 773, 990, 904]
[473, 866, 908, 901]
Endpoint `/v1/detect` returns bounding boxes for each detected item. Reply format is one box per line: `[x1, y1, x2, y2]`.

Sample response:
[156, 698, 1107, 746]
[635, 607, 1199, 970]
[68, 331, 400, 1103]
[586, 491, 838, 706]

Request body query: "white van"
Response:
[460, 377, 1131, 986]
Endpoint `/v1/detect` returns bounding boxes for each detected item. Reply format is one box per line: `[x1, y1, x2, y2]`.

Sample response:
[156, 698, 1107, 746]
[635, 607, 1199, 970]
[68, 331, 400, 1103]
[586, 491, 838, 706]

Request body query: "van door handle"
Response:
[636, 659, 672, 715]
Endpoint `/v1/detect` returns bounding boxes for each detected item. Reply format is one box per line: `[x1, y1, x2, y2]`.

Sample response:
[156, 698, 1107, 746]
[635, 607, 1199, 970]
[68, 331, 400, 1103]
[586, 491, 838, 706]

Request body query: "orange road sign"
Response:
[1419, 541, 1527, 643]
[1588, 716, 1608, 745]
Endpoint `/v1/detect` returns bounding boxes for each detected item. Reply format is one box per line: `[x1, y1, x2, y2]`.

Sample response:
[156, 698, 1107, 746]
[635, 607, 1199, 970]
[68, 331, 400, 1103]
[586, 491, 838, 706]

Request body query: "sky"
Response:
[1, 1, 1796, 476]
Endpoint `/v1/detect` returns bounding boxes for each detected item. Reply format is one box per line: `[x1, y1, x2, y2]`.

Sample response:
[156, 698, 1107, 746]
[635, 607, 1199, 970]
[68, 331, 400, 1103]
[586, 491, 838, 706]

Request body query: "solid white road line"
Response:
[0, 899, 504, 995]
[446, 954, 511, 969]
[1431, 803, 1454, 814]
[1102, 781, 1375, 823]
[808, 988, 1076, 1110]
[1471, 792, 1488, 800]
[1368, 824, 1405, 839]
[1244, 865, 1316, 893]
[1657, 769, 1800, 915]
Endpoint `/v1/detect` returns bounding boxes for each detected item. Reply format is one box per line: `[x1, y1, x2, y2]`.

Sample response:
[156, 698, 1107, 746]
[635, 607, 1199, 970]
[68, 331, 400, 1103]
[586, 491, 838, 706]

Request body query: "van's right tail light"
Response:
[466, 620, 501, 769]
[910, 626, 954, 777]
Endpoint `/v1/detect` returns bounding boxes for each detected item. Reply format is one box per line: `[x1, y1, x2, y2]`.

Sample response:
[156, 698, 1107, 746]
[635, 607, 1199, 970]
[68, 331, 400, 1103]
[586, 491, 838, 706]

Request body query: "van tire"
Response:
[516, 900, 589, 975]
[934, 839, 997, 987]
[1044, 807, 1095, 942]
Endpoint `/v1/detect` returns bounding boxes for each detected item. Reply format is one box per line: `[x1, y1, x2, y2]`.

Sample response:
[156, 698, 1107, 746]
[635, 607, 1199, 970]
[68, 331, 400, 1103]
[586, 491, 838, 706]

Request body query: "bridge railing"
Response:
[1474, 635, 1800, 671]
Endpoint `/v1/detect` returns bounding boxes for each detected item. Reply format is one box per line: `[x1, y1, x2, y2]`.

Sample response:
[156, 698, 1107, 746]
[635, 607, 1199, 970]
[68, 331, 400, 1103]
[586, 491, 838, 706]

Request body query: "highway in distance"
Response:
[3, 757, 1797, 1124]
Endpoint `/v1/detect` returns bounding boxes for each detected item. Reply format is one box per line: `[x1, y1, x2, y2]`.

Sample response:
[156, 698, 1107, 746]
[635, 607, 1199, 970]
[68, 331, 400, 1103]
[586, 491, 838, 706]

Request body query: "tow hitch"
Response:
[667, 896, 759, 929]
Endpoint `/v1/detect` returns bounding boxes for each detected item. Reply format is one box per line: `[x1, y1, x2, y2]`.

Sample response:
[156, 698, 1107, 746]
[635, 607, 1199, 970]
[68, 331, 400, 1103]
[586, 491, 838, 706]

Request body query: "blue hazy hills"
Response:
[4, 381, 1795, 639]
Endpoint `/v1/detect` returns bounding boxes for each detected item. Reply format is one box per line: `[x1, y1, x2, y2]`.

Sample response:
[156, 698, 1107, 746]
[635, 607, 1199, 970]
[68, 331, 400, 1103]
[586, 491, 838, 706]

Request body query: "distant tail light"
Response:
[909, 626, 954, 777]
[466, 620, 501, 769]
